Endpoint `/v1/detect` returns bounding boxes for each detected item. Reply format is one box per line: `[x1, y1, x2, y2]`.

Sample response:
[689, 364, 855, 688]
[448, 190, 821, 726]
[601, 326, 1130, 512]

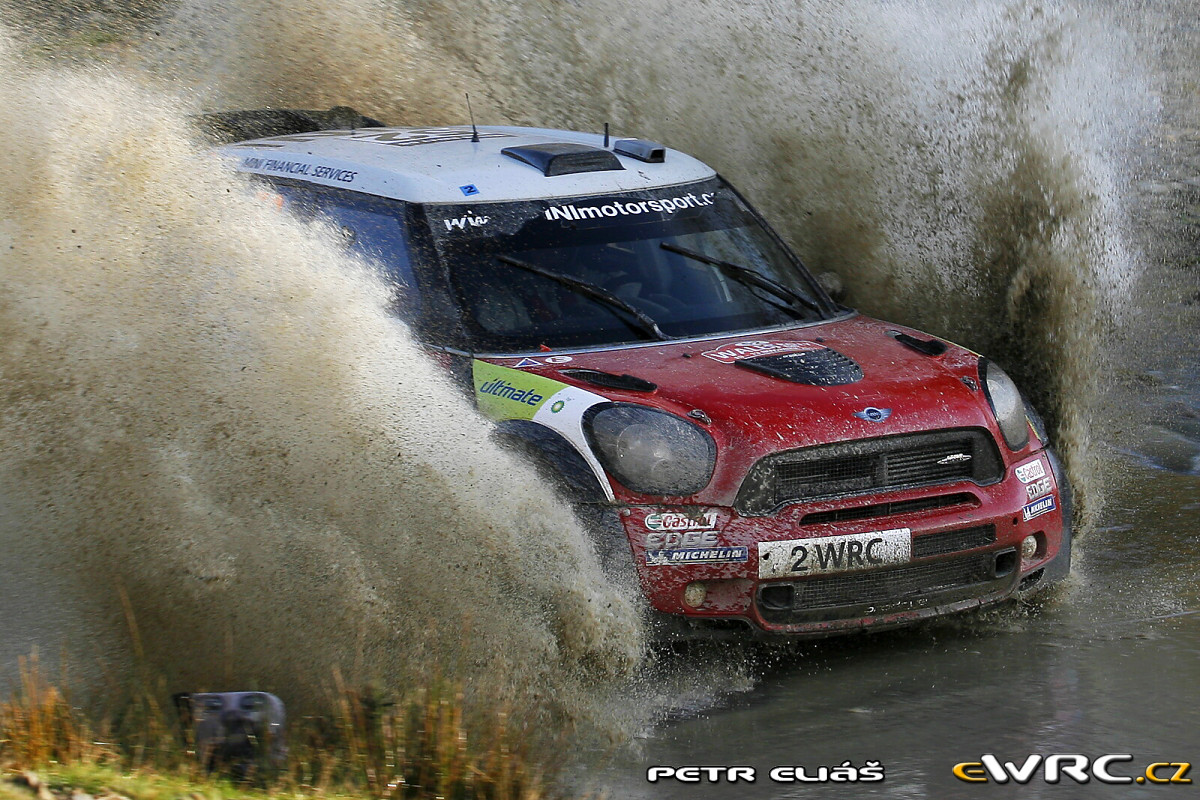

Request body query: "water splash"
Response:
[148, 0, 1153, 530]
[0, 0, 1159, 734]
[0, 31, 642, 726]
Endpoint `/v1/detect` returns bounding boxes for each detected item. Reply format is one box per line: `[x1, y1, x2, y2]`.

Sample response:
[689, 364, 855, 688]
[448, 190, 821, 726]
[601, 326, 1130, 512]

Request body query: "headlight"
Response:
[980, 360, 1029, 450]
[584, 404, 716, 496]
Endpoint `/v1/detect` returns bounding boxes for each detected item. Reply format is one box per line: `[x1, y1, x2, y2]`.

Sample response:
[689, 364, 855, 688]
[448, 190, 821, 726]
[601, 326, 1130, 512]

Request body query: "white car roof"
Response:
[220, 125, 717, 205]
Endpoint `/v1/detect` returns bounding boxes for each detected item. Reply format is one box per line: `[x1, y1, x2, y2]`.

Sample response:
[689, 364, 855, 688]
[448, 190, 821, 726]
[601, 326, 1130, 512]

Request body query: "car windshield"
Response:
[420, 177, 831, 351]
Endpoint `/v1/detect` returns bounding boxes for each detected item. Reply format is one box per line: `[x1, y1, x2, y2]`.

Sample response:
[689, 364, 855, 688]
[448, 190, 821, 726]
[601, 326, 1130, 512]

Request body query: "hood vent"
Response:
[559, 368, 656, 393]
[892, 331, 948, 357]
[501, 143, 625, 176]
[736, 347, 863, 386]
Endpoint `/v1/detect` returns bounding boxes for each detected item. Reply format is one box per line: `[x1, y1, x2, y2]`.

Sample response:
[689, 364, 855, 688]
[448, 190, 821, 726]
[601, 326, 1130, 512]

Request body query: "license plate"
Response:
[758, 528, 911, 579]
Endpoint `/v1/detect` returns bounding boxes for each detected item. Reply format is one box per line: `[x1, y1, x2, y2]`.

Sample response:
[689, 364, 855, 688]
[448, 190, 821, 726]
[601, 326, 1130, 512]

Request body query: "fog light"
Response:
[683, 581, 707, 608]
[1021, 535, 1038, 561]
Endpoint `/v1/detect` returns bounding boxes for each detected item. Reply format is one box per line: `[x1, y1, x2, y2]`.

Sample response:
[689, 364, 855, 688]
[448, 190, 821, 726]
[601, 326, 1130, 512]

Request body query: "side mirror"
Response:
[815, 271, 847, 303]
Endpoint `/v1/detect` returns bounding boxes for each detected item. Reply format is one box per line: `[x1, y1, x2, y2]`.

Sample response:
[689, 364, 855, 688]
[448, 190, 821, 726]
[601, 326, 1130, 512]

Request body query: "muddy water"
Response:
[593, 463, 1200, 798]
[590, 2, 1200, 789]
[1, 0, 1197, 789]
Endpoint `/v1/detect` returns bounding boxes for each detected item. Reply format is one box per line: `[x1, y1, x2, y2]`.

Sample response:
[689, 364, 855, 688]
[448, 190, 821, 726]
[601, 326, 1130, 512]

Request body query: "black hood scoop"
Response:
[559, 368, 657, 393]
[736, 346, 863, 386]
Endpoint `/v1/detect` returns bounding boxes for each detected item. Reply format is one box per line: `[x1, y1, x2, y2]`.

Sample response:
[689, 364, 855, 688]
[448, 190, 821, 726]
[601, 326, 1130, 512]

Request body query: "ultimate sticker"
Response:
[473, 360, 566, 419]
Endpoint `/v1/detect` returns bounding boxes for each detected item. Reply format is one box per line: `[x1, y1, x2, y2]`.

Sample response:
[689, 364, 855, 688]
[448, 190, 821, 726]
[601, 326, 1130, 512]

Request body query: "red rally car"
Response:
[219, 110, 1072, 638]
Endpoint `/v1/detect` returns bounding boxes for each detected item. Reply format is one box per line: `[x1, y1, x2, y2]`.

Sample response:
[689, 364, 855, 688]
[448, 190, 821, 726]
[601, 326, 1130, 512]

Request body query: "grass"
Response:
[0, 653, 556, 800]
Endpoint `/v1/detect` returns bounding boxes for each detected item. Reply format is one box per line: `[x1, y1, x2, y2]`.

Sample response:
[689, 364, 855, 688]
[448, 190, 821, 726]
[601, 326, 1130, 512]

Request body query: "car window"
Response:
[418, 178, 829, 351]
[273, 184, 419, 314]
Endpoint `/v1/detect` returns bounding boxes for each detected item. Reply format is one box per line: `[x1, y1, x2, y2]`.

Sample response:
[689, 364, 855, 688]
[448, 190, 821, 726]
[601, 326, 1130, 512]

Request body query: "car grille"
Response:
[736, 428, 1003, 515]
[757, 549, 1010, 625]
[800, 492, 978, 525]
[911, 524, 996, 559]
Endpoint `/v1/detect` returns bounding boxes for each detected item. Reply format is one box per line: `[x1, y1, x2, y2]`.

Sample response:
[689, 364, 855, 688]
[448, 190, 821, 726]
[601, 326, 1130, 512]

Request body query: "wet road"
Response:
[595, 460, 1200, 798]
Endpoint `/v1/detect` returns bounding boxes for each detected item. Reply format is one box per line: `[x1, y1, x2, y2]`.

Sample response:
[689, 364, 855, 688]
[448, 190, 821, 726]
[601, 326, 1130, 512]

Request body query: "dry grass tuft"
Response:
[0, 654, 554, 800]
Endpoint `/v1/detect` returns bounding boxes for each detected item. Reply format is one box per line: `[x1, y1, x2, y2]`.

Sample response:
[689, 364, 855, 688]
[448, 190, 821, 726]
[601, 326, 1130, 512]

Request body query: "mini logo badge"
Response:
[937, 453, 972, 465]
[853, 407, 892, 422]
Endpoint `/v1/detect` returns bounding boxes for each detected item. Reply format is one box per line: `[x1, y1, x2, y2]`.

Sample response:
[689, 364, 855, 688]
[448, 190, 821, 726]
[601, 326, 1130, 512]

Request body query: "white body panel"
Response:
[220, 125, 716, 204]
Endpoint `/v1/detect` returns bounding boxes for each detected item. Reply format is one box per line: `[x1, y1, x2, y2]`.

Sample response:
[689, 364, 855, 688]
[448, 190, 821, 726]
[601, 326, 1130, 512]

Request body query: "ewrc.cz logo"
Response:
[953, 755, 1192, 785]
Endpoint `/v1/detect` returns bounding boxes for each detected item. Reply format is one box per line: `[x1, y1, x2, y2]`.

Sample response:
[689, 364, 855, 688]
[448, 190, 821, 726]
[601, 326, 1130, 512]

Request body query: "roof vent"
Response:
[501, 143, 625, 176]
[613, 138, 666, 163]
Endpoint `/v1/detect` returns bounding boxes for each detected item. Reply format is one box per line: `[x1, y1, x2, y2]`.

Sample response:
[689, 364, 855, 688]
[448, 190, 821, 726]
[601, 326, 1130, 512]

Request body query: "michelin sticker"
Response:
[701, 340, 825, 364]
[1015, 459, 1047, 484]
[646, 547, 749, 566]
[1023, 495, 1056, 521]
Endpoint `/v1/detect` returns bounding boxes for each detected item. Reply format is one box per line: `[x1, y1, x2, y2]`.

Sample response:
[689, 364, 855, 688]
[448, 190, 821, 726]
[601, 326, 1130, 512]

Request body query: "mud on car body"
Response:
[218, 110, 1072, 638]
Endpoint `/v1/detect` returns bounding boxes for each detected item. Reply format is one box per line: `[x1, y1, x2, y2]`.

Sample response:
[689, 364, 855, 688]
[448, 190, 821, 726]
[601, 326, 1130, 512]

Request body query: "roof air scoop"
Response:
[501, 143, 625, 176]
[613, 138, 666, 163]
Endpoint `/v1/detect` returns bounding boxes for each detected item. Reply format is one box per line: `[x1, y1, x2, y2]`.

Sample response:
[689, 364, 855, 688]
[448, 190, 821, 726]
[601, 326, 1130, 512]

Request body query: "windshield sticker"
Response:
[646, 547, 749, 566]
[544, 192, 715, 222]
[443, 213, 490, 232]
[701, 340, 825, 364]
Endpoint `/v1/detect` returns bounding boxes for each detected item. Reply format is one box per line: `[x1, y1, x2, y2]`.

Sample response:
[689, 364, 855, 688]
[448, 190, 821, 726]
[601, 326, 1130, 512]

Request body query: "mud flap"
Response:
[1040, 446, 1073, 585]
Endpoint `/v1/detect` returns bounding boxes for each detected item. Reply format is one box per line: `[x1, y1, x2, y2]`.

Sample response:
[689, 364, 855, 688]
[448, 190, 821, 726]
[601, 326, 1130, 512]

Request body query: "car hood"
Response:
[504, 314, 1000, 504]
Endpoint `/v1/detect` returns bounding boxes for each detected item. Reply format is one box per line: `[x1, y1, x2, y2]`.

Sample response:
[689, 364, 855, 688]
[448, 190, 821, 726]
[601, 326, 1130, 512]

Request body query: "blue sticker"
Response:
[1022, 495, 1056, 521]
[646, 547, 749, 566]
[459, 184, 480, 196]
[513, 358, 542, 368]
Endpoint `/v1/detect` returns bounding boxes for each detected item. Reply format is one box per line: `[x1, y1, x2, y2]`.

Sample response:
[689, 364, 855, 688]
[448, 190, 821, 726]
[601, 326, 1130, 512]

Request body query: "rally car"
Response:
[212, 108, 1072, 638]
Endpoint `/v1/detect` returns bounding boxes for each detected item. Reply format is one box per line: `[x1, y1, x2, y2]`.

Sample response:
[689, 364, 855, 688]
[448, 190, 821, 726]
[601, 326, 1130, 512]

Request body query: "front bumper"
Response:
[621, 449, 1069, 638]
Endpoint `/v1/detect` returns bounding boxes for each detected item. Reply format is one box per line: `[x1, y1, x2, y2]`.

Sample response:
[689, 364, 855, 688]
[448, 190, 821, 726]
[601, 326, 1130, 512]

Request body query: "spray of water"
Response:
[0, 30, 642, 726]
[0, 0, 1157, 736]
[147, 0, 1153, 531]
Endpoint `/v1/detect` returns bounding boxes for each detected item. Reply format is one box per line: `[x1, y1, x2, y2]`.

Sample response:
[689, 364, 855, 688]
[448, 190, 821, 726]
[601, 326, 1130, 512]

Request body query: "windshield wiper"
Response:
[660, 242, 821, 313]
[494, 255, 670, 341]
